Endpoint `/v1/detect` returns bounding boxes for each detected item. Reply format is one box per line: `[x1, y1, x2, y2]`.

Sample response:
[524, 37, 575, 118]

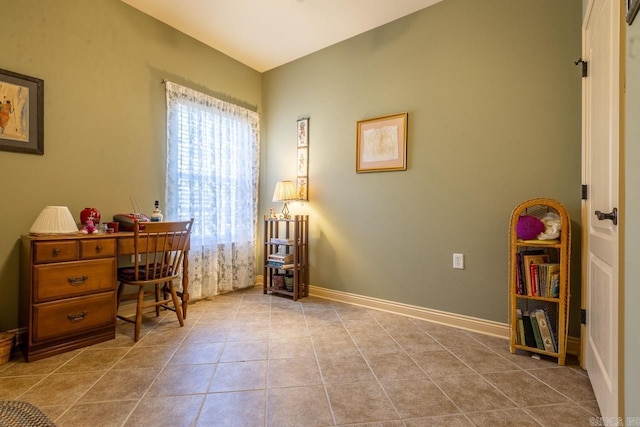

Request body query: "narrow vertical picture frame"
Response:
[296, 177, 308, 201]
[296, 117, 309, 200]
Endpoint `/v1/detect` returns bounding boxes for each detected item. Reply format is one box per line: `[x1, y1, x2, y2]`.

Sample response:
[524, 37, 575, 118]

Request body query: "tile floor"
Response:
[0, 286, 600, 426]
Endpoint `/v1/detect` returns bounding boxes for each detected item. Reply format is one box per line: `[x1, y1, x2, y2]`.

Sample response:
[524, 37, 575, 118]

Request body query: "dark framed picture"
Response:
[356, 112, 407, 173]
[0, 68, 44, 155]
[628, 0, 640, 24]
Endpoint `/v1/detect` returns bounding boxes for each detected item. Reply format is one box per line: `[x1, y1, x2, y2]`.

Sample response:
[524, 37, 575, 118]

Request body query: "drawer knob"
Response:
[53, 248, 60, 256]
[67, 276, 88, 285]
[67, 311, 88, 322]
[96, 245, 103, 252]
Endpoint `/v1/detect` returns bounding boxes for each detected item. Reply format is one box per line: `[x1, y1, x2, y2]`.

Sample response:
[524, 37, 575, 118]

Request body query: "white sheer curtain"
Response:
[165, 81, 260, 298]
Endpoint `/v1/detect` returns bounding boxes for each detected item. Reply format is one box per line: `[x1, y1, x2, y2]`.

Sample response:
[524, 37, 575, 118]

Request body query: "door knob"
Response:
[595, 208, 617, 225]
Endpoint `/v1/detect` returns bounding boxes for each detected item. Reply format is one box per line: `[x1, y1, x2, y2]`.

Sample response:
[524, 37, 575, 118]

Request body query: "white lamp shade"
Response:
[272, 180, 298, 202]
[29, 206, 79, 234]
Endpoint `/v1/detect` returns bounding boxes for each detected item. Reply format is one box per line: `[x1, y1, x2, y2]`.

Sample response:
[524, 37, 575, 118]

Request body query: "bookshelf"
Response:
[263, 215, 309, 301]
[508, 198, 570, 365]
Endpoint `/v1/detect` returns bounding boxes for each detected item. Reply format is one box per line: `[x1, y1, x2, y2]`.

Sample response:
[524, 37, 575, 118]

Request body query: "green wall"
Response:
[0, 0, 261, 330]
[262, 0, 583, 333]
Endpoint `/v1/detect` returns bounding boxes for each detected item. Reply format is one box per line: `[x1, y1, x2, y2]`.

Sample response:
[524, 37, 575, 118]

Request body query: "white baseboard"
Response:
[308, 285, 509, 339]
[255, 276, 580, 356]
[567, 335, 580, 356]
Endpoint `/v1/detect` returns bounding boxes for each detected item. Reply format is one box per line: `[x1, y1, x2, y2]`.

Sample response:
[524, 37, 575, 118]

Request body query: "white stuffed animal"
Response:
[538, 212, 561, 240]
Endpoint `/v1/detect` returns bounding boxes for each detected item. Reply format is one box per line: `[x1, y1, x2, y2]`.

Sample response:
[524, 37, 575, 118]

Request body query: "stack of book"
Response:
[515, 251, 560, 297]
[270, 237, 295, 245]
[266, 252, 295, 269]
[515, 308, 558, 353]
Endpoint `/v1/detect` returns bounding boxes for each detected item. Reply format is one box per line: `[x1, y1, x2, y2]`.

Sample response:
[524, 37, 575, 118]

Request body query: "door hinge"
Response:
[582, 184, 588, 200]
[581, 309, 587, 325]
[575, 58, 588, 78]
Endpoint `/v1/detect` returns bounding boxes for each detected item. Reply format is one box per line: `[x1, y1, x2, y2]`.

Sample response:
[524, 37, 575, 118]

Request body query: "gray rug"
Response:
[0, 401, 55, 427]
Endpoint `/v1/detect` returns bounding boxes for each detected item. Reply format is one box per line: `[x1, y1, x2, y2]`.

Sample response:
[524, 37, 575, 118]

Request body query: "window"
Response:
[165, 81, 259, 297]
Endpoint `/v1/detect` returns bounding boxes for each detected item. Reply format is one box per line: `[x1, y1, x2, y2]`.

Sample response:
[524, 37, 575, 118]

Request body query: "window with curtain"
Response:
[165, 81, 260, 298]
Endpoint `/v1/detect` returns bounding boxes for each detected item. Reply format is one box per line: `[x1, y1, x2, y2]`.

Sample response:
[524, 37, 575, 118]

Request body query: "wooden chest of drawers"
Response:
[20, 234, 117, 362]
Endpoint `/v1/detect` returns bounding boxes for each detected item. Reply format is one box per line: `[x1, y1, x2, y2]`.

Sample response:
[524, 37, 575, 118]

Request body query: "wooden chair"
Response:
[116, 219, 194, 341]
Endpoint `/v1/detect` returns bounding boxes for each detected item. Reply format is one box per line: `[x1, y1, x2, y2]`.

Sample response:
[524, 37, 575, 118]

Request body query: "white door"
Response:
[582, 0, 621, 417]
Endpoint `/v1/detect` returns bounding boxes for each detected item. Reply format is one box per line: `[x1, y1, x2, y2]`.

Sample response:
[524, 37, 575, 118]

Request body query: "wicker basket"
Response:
[284, 276, 294, 292]
[0, 332, 15, 365]
[272, 274, 285, 290]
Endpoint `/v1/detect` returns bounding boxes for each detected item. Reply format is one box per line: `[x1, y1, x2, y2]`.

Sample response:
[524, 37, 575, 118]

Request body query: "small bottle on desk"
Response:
[151, 200, 163, 222]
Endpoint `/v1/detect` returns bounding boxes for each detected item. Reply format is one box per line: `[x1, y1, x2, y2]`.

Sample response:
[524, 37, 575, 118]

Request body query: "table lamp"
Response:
[29, 206, 79, 234]
[272, 180, 297, 219]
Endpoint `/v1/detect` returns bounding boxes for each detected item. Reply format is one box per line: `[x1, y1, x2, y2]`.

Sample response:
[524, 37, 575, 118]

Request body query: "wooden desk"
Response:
[20, 232, 190, 361]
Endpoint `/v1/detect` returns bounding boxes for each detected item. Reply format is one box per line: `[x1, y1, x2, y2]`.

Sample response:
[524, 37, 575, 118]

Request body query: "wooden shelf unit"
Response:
[508, 198, 570, 365]
[263, 215, 309, 301]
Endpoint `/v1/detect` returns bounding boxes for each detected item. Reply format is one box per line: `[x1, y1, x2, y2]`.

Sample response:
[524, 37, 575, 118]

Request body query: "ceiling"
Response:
[121, 0, 443, 72]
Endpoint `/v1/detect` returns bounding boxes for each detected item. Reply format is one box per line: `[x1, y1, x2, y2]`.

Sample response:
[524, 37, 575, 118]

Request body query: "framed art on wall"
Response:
[296, 177, 308, 201]
[356, 112, 407, 173]
[0, 68, 44, 155]
[296, 117, 309, 200]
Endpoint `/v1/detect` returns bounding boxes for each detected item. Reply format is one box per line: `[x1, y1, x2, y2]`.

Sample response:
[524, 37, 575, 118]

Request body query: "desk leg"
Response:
[181, 250, 190, 319]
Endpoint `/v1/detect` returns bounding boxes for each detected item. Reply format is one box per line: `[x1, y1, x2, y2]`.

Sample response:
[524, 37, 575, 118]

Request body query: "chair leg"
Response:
[134, 286, 145, 342]
[154, 284, 161, 317]
[116, 282, 124, 310]
[168, 283, 184, 327]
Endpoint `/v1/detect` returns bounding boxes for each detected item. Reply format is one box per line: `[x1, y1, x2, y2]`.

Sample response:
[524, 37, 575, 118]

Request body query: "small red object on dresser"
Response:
[80, 207, 101, 225]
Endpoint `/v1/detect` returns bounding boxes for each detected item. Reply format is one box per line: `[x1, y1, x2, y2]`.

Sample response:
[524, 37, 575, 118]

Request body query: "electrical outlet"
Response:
[453, 253, 464, 269]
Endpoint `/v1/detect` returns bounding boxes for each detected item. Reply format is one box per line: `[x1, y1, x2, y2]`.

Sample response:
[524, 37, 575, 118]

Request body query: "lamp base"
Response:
[281, 202, 291, 219]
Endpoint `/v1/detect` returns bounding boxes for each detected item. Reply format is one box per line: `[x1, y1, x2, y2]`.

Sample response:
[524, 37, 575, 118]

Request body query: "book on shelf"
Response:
[522, 253, 549, 296]
[544, 309, 558, 352]
[537, 263, 547, 297]
[537, 263, 560, 298]
[517, 250, 544, 295]
[549, 272, 560, 298]
[528, 311, 544, 350]
[534, 308, 557, 352]
[516, 309, 526, 345]
[268, 253, 294, 263]
[270, 237, 295, 245]
[266, 261, 295, 269]
[521, 311, 537, 348]
[528, 263, 538, 296]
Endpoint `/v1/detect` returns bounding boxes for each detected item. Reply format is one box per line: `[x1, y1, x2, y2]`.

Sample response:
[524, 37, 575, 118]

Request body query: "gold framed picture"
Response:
[356, 112, 407, 173]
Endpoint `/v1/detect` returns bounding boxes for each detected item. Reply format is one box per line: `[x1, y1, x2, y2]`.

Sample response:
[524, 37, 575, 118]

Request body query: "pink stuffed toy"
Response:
[81, 219, 98, 234]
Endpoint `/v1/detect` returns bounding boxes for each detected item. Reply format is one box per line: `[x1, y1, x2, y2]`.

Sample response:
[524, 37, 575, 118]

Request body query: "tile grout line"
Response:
[377, 315, 471, 422]
[302, 300, 338, 427]
[338, 308, 405, 424]
[119, 306, 205, 427]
